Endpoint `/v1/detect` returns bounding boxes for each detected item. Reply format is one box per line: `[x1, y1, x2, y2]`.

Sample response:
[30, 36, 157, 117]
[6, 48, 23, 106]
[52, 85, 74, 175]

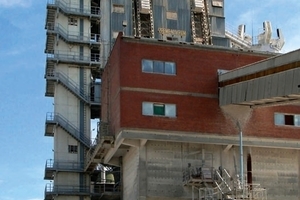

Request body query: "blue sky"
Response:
[0, 0, 299, 200]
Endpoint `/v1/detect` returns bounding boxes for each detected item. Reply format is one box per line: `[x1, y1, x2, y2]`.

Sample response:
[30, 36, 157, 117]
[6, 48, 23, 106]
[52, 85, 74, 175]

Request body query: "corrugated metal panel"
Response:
[210, 17, 225, 36]
[112, 0, 124, 5]
[111, 0, 126, 33]
[284, 70, 294, 95]
[153, 0, 167, 7]
[270, 73, 279, 97]
[111, 13, 126, 32]
[178, 9, 191, 42]
[167, 19, 177, 30]
[211, 37, 229, 47]
[249, 79, 258, 102]
[153, 5, 166, 38]
[277, 71, 286, 96]
[264, 76, 272, 99]
[124, 0, 133, 36]
[291, 68, 300, 93]
[257, 77, 266, 100]
[167, 0, 177, 11]
[209, 5, 224, 16]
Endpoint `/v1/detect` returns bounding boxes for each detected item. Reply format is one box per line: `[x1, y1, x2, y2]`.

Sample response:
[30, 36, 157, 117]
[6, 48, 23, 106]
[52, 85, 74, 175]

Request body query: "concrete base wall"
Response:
[122, 140, 300, 200]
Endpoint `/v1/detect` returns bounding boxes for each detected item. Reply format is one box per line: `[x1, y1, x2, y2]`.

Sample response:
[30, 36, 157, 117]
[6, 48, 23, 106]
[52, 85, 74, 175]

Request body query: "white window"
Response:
[274, 113, 300, 127]
[142, 102, 176, 117]
[142, 59, 176, 75]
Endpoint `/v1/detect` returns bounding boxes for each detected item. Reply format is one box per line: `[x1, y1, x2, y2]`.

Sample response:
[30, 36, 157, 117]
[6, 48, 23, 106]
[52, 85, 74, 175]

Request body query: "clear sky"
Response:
[0, 0, 299, 200]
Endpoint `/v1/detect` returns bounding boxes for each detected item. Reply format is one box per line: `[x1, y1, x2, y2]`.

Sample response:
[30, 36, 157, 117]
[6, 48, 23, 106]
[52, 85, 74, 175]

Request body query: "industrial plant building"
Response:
[43, 0, 299, 200]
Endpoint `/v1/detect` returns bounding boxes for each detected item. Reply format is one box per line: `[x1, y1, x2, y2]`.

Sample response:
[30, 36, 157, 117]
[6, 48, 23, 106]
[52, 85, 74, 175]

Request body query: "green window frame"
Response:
[142, 102, 176, 117]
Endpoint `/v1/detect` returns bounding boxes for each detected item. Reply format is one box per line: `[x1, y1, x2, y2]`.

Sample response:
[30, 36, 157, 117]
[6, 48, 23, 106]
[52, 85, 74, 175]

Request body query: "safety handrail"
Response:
[46, 22, 100, 44]
[85, 122, 111, 166]
[45, 159, 84, 171]
[47, 0, 100, 17]
[54, 71, 89, 103]
[46, 50, 101, 63]
[45, 184, 90, 194]
[46, 112, 91, 147]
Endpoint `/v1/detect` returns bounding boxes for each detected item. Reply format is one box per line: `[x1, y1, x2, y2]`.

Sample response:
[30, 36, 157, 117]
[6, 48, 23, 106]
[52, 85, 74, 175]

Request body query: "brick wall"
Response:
[102, 36, 300, 139]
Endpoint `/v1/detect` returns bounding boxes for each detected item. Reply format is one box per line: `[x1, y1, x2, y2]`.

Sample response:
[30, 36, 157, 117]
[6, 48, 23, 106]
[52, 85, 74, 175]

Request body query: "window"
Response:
[142, 59, 176, 75]
[68, 17, 78, 26]
[274, 113, 300, 127]
[212, 0, 223, 7]
[68, 145, 78, 153]
[142, 102, 176, 117]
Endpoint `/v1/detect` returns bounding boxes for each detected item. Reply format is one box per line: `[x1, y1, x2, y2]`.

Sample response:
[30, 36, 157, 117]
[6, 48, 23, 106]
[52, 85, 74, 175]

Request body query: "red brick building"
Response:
[100, 34, 300, 200]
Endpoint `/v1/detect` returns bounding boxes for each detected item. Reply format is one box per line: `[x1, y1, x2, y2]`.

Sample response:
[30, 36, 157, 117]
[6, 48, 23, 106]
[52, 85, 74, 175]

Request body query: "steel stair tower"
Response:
[43, 0, 102, 200]
[133, 0, 154, 38]
[191, 0, 211, 45]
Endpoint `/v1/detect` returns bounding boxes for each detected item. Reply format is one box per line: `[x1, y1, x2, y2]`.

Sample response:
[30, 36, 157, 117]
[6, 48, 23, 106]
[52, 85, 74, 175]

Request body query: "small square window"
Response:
[165, 104, 176, 117]
[274, 113, 284, 125]
[142, 102, 153, 115]
[68, 145, 78, 153]
[153, 104, 165, 116]
[68, 17, 78, 26]
[142, 60, 153, 72]
[285, 115, 294, 126]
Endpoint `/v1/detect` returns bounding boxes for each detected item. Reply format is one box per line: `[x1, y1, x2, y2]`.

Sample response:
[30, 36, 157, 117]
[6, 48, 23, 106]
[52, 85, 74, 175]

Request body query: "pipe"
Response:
[237, 121, 244, 187]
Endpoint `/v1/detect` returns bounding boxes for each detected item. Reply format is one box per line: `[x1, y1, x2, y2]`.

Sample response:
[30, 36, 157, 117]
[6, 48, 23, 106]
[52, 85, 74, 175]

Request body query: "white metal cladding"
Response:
[140, 0, 151, 10]
[219, 68, 300, 106]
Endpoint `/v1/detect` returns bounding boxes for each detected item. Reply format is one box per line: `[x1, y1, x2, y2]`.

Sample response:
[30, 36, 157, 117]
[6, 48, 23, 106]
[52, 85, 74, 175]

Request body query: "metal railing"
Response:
[85, 122, 112, 169]
[46, 50, 101, 64]
[47, 0, 101, 17]
[45, 159, 84, 171]
[45, 70, 89, 103]
[45, 184, 90, 195]
[46, 22, 100, 44]
[46, 112, 91, 147]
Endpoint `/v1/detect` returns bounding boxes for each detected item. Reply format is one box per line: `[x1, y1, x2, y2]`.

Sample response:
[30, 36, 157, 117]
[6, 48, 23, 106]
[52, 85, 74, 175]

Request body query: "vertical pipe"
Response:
[239, 129, 244, 186]
[237, 121, 244, 187]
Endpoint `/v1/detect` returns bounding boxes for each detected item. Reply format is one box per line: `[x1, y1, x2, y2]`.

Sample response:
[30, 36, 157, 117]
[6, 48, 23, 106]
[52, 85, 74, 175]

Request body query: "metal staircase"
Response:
[47, 0, 100, 18]
[45, 112, 91, 148]
[214, 169, 232, 195]
[85, 122, 114, 172]
[183, 166, 267, 200]
[46, 22, 100, 46]
[45, 70, 90, 104]
[45, 183, 91, 200]
[44, 159, 84, 180]
[45, 61, 55, 97]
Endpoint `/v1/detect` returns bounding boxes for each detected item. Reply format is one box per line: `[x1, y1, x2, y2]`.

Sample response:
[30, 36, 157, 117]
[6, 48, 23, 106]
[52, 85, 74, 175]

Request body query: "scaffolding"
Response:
[183, 165, 267, 200]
